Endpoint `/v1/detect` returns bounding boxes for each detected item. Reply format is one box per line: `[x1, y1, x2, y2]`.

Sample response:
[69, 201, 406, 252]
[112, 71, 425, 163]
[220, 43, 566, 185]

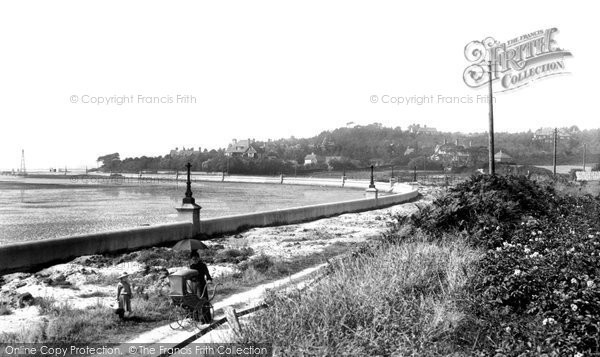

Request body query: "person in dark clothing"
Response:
[189, 251, 212, 299]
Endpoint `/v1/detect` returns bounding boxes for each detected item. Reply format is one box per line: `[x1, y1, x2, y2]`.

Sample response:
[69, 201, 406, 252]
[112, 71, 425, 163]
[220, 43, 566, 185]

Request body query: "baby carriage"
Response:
[168, 268, 218, 330]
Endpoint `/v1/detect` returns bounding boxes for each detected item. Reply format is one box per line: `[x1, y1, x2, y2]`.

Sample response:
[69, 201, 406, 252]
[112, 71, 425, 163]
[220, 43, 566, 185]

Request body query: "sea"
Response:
[0, 176, 363, 245]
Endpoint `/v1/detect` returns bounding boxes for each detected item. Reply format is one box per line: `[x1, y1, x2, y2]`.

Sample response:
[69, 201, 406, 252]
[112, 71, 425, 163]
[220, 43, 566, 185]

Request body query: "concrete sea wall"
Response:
[0, 187, 418, 274]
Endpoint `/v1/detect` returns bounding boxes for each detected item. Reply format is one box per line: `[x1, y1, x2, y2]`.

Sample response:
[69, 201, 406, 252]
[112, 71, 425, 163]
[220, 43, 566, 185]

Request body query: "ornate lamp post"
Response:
[176, 163, 201, 235]
[365, 164, 378, 199]
[182, 163, 195, 205]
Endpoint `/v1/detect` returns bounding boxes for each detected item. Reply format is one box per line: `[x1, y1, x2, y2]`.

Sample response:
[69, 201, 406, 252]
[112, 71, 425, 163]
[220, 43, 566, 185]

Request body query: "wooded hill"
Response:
[96, 123, 600, 174]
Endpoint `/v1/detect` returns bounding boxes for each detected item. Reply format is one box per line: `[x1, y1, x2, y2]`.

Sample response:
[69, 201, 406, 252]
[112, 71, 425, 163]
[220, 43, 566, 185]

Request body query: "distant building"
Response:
[408, 124, 437, 135]
[225, 139, 264, 159]
[494, 150, 515, 164]
[304, 152, 323, 166]
[533, 128, 572, 142]
[430, 143, 469, 165]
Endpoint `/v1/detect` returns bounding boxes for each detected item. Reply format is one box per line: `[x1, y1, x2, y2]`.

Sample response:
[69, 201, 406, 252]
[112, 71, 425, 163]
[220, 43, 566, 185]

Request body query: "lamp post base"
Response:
[365, 187, 378, 199]
[175, 203, 201, 212]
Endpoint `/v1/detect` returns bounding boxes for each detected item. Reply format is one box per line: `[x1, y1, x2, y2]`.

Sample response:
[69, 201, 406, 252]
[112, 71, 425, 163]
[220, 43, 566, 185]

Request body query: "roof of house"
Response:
[494, 150, 513, 160]
[225, 139, 263, 155]
[304, 153, 318, 161]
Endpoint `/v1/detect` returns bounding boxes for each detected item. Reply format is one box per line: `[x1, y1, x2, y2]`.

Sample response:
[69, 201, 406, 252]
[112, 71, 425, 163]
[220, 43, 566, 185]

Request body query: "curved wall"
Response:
[0, 188, 418, 274]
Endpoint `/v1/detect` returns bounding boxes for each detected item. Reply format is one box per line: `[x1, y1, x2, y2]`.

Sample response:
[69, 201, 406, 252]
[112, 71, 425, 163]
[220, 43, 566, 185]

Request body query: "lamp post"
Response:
[182, 162, 195, 205]
[176, 162, 201, 235]
[365, 164, 378, 199]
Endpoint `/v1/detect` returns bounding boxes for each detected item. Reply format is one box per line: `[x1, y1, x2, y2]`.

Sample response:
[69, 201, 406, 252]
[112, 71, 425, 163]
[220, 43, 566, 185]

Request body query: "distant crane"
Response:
[20, 149, 26, 175]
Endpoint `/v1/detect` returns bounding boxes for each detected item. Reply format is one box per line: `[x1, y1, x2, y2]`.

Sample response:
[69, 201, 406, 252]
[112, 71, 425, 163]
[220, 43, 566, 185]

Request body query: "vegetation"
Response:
[241, 175, 600, 356]
[0, 282, 173, 343]
[242, 236, 481, 355]
[96, 123, 600, 175]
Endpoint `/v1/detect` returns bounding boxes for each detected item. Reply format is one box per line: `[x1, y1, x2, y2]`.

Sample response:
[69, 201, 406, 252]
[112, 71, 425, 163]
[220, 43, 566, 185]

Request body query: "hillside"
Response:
[97, 124, 600, 174]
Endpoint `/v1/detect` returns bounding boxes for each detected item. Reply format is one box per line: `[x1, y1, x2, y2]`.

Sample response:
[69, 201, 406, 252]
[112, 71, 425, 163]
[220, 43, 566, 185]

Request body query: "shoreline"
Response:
[0, 186, 436, 342]
[0, 182, 417, 274]
[0, 172, 401, 192]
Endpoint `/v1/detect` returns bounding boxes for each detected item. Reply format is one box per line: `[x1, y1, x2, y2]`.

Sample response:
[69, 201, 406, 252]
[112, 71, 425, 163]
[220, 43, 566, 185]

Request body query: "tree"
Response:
[96, 153, 121, 172]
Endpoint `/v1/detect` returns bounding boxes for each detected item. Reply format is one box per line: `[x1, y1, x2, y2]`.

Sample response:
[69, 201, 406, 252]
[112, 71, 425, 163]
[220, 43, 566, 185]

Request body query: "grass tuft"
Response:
[241, 237, 481, 356]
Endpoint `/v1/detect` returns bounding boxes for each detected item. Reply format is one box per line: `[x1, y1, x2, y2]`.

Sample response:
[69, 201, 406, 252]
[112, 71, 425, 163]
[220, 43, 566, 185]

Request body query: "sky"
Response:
[0, 1, 597, 170]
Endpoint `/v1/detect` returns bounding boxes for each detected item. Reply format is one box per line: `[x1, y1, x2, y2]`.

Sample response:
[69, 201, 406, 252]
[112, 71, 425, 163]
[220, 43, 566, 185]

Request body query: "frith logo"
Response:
[463, 28, 572, 92]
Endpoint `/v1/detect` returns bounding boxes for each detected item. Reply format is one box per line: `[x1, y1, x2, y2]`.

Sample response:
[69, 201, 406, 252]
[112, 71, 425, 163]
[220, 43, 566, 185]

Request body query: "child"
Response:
[116, 273, 132, 318]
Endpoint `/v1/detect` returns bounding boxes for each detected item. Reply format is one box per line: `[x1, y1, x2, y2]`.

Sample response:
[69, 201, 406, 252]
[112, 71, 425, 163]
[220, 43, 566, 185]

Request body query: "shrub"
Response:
[132, 248, 189, 267]
[405, 174, 557, 237]
[402, 174, 600, 354]
[214, 247, 254, 264]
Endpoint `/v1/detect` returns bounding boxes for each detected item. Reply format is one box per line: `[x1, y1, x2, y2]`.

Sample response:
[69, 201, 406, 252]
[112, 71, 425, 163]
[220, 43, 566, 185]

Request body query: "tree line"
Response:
[95, 123, 600, 174]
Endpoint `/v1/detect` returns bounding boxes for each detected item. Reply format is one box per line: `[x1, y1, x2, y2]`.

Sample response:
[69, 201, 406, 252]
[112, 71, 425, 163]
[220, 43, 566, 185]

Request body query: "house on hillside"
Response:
[225, 139, 264, 159]
[408, 124, 438, 135]
[304, 152, 323, 166]
[430, 143, 469, 165]
[533, 128, 572, 142]
[494, 150, 516, 164]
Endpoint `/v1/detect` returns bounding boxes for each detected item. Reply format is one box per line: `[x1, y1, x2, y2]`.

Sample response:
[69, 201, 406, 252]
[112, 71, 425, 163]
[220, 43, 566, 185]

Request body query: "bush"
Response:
[214, 247, 254, 264]
[132, 248, 189, 268]
[402, 174, 600, 355]
[405, 174, 557, 238]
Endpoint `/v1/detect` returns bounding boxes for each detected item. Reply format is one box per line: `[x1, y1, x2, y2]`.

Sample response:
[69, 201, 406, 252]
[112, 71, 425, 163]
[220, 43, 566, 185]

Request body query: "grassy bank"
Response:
[240, 176, 600, 356]
[241, 235, 482, 355]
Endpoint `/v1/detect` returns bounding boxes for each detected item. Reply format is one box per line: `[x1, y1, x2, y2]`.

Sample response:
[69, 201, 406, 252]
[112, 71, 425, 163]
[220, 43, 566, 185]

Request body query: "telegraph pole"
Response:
[553, 128, 558, 177]
[583, 143, 587, 171]
[488, 61, 496, 176]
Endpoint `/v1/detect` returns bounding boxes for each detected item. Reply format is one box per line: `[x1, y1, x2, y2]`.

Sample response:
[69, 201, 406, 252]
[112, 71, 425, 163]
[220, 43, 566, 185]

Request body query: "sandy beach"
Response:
[0, 185, 437, 341]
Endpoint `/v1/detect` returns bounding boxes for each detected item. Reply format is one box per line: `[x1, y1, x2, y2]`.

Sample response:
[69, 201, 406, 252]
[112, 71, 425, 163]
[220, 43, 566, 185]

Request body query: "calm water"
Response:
[0, 177, 363, 245]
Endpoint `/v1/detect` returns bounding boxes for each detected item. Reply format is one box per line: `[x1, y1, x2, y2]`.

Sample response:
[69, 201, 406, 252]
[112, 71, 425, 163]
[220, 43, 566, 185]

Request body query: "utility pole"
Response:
[553, 128, 558, 177]
[20, 149, 26, 175]
[583, 143, 587, 171]
[488, 61, 496, 176]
